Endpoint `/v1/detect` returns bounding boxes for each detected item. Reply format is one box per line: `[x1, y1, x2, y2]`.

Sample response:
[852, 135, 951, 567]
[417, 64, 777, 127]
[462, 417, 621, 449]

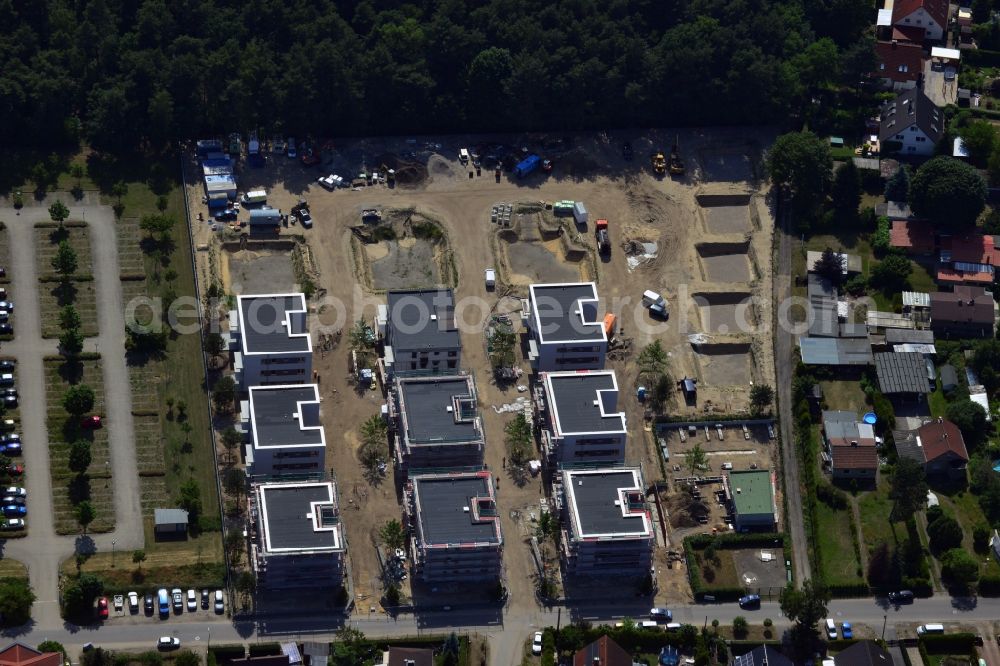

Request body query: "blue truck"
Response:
[514, 154, 541, 178]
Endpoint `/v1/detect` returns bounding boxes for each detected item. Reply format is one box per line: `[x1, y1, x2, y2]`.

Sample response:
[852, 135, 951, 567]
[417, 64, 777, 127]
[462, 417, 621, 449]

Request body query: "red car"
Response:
[97, 596, 109, 620]
[81, 415, 102, 429]
[4, 464, 23, 476]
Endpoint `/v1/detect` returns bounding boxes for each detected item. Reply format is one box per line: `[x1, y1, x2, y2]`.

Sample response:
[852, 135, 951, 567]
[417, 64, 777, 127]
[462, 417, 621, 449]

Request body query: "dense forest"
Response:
[0, 0, 876, 151]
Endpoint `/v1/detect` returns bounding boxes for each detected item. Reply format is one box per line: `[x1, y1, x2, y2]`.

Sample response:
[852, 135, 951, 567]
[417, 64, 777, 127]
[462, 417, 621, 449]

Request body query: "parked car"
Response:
[650, 608, 673, 622]
[0, 374, 13, 387]
[214, 209, 238, 222]
[0, 312, 10, 323]
[127, 591, 139, 613]
[532, 631, 543, 655]
[841, 622, 853, 639]
[5, 464, 24, 476]
[4, 486, 25, 498]
[97, 597, 109, 620]
[144, 593, 154, 615]
[738, 594, 760, 609]
[81, 415, 102, 429]
[0, 360, 14, 371]
[201, 589, 209, 609]
[157, 637, 180, 651]
[0, 301, 14, 312]
[0, 443, 21, 456]
[1, 434, 20, 445]
[287, 139, 297, 159]
[2, 504, 26, 517]
[0, 324, 12, 336]
[0, 518, 24, 530]
[888, 590, 914, 605]
[298, 209, 313, 228]
[1, 496, 25, 505]
[186, 589, 197, 612]
[171, 588, 183, 612]
[214, 589, 224, 613]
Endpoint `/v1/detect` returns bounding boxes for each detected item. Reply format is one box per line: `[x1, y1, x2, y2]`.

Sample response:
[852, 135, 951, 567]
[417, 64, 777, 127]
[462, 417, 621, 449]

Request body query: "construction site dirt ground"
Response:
[184, 128, 778, 610]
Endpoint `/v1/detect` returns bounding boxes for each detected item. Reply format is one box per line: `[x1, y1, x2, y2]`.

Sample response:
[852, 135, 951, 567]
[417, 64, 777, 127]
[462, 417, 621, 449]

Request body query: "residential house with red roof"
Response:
[573, 636, 632, 666]
[822, 411, 879, 483]
[890, 220, 935, 254]
[876, 40, 924, 89]
[896, 418, 970, 481]
[937, 233, 1000, 286]
[0, 644, 62, 666]
[891, 0, 949, 42]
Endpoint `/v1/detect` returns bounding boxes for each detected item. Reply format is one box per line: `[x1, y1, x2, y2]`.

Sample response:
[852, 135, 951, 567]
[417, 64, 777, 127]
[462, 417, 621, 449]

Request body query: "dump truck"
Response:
[668, 136, 685, 175]
[595, 219, 610, 255]
[652, 151, 666, 176]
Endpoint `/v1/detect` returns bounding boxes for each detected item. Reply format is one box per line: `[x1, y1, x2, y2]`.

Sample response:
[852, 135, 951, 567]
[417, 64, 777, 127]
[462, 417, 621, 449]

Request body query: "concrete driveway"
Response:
[1, 202, 143, 629]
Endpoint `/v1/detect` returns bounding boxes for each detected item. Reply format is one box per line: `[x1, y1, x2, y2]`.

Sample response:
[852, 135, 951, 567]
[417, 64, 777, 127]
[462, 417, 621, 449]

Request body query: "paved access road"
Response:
[3, 595, 998, 665]
[2, 204, 143, 630]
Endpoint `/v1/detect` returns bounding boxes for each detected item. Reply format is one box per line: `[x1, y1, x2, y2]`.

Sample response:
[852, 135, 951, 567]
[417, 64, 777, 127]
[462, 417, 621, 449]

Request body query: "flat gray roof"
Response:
[250, 385, 323, 449]
[798, 337, 874, 366]
[386, 289, 461, 352]
[259, 483, 342, 552]
[875, 352, 931, 394]
[546, 372, 625, 435]
[413, 474, 501, 546]
[530, 283, 605, 343]
[154, 508, 188, 525]
[564, 469, 652, 538]
[398, 376, 480, 444]
[885, 328, 935, 345]
[237, 294, 310, 354]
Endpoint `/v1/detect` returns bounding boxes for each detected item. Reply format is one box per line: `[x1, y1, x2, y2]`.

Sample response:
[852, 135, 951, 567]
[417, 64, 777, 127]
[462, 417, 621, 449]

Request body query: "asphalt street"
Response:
[1, 595, 997, 664]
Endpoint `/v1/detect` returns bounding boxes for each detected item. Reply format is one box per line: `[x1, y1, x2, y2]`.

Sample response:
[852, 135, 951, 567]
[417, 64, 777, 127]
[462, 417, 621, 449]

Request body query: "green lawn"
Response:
[117, 178, 221, 535]
[815, 501, 864, 585]
[857, 478, 907, 555]
[928, 381, 949, 418]
[694, 550, 741, 590]
[942, 490, 990, 553]
[819, 380, 869, 414]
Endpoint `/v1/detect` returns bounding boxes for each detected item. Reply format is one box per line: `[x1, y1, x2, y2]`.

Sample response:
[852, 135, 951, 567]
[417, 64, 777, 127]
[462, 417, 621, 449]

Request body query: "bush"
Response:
[816, 483, 848, 509]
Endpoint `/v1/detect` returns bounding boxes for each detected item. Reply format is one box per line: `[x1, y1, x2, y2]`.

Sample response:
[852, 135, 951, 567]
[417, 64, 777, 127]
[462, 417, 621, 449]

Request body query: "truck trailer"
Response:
[514, 154, 541, 178]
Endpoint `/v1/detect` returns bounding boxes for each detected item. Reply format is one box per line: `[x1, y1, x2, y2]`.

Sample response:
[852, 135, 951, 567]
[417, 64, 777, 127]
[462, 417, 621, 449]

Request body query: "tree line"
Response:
[0, 0, 876, 152]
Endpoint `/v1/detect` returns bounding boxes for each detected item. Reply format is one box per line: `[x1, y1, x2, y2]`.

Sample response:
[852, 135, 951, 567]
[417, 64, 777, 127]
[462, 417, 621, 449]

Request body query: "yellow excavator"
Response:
[651, 151, 666, 176]
[669, 136, 685, 176]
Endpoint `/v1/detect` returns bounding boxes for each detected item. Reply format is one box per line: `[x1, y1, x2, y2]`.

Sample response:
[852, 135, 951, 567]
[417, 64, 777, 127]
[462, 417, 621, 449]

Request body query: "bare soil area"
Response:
[224, 249, 297, 294]
[184, 127, 777, 611]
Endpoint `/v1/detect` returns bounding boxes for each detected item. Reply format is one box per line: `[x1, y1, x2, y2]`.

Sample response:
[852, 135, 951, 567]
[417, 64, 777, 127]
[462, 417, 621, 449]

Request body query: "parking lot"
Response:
[97, 588, 227, 623]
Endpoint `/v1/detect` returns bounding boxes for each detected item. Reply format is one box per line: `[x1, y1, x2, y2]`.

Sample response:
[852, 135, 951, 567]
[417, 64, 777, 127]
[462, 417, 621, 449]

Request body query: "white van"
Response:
[825, 618, 837, 639]
[640, 621, 660, 630]
[917, 624, 945, 635]
[241, 190, 267, 206]
[459, 148, 470, 164]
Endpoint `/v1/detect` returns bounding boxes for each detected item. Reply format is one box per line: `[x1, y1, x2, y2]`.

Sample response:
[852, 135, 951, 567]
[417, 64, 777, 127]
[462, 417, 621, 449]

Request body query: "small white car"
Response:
[186, 589, 197, 611]
[214, 589, 225, 614]
[485, 268, 496, 289]
[3, 487, 25, 498]
[128, 591, 139, 612]
[156, 637, 180, 650]
[532, 631, 543, 655]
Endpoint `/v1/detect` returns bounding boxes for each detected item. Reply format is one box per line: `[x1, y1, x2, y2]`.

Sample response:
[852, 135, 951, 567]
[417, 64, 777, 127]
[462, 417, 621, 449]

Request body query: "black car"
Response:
[144, 593, 154, 614]
[888, 590, 914, 604]
[0, 434, 19, 444]
[623, 141, 634, 161]
[738, 594, 761, 609]
[214, 209, 238, 222]
[0, 361, 14, 371]
[0, 324, 11, 335]
[201, 589, 209, 609]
